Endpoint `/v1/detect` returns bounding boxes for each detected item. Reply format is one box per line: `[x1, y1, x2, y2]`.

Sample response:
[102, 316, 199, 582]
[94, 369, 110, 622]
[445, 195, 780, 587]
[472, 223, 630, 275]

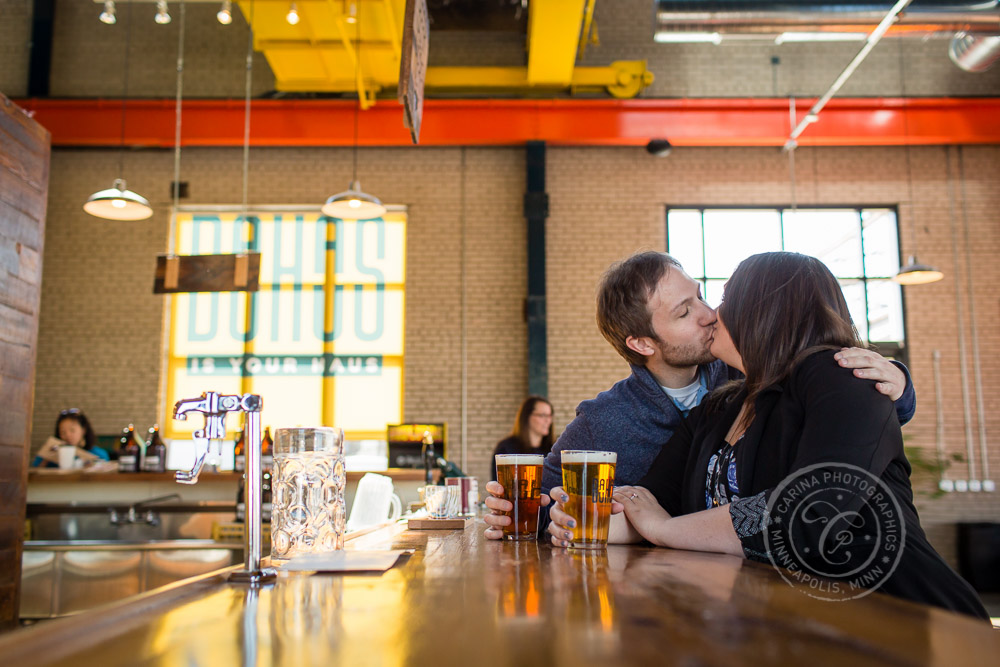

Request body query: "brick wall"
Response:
[33, 143, 1000, 564]
[12, 0, 1000, 565]
[4, 0, 999, 99]
[0, 0, 32, 97]
[32, 145, 527, 485]
[583, 0, 1000, 98]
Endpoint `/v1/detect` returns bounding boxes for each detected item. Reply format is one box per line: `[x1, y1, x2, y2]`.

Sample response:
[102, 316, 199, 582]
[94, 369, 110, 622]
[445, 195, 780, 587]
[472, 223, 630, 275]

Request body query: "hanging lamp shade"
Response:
[892, 255, 944, 285]
[83, 178, 153, 221]
[322, 180, 386, 220]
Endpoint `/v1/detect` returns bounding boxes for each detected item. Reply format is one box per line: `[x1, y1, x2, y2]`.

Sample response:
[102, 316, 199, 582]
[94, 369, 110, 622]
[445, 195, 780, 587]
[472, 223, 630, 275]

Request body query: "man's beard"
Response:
[656, 336, 716, 368]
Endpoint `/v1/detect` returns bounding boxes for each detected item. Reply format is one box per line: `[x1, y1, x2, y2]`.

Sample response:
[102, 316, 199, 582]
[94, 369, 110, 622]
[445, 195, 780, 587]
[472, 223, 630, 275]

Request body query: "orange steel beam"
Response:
[15, 98, 1000, 148]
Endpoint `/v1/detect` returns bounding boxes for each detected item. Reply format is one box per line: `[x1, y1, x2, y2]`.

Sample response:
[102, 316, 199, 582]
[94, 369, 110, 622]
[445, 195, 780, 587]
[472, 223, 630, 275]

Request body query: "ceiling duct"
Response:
[949, 31, 1000, 70]
[654, 1, 1000, 36]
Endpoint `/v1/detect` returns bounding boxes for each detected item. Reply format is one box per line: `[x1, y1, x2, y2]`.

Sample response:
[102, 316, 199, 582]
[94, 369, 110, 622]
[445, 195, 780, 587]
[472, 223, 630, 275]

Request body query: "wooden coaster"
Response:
[407, 516, 473, 530]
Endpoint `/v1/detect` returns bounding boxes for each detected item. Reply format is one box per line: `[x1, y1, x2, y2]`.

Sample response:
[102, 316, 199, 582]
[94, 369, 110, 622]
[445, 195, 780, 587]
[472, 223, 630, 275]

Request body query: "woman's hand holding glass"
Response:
[545, 486, 627, 548]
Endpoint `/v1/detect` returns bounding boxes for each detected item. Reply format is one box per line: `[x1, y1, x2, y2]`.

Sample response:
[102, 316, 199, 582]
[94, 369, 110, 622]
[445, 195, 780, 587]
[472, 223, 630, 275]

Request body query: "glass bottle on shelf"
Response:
[235, 482, 246, 523]
[118, 424, 140, 473]
[261, 426, 274, 471]
[136, 423, 148, 471]
[261, 427, 274, 523]
[233, 428, 246, 473]
[142, 425, 167, 473]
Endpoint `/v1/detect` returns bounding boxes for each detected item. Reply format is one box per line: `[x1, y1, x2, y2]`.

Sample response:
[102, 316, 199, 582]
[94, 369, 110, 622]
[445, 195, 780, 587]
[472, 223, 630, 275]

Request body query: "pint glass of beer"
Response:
[495, 454, 545, 540]
[560, 450, 617, 549]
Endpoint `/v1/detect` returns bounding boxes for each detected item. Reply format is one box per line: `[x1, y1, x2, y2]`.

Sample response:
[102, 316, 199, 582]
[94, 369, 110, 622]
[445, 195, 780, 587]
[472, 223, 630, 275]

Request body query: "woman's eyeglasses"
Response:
[59, 408, 82, 416]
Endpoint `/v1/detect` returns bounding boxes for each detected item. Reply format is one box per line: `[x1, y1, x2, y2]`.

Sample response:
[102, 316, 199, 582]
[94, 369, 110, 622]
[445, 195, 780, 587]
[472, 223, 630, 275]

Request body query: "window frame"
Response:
[665, 204, 908, 365]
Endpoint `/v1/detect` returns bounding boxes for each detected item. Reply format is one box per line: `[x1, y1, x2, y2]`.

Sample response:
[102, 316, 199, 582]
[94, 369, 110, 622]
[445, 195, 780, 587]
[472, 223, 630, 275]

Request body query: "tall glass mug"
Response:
[271, 427, 346, 560]
[495, 454, 545, 540]
[560, 450, 617, 549]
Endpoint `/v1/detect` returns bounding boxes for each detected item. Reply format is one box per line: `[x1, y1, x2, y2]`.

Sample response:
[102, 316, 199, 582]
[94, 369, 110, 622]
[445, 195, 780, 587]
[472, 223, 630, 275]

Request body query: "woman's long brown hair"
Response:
[712, 252, 863, 429]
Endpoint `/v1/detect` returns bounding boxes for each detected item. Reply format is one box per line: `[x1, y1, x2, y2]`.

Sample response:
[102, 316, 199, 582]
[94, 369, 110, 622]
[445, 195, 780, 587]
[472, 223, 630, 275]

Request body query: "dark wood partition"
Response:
[0, 92, 50, 629]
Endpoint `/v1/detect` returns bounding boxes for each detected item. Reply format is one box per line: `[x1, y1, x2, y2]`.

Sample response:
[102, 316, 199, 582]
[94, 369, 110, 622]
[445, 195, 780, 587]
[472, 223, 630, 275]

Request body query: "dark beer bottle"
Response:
[142, 425, 167, 473]
[261, 426, 274, 471]
[260, 427, 274, 523]
[235, 481, 246, 523]
[260, 426, 274, 523]
[233, 428, 246, 473]
[118, 424, 140, 473]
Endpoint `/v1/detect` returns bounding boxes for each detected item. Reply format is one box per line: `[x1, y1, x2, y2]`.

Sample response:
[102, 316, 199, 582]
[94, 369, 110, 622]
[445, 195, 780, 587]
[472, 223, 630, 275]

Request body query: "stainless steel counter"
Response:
[21, 540, 243, 619]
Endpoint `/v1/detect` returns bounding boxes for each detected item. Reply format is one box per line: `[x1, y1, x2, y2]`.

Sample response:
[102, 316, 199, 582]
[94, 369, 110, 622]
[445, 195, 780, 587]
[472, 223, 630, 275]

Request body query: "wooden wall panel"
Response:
[0, 93, 49, 631]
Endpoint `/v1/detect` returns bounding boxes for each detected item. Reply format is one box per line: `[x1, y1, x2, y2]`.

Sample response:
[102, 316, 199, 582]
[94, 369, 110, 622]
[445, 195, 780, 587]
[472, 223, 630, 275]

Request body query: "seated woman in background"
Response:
[491, 396, 555, 481]
[32, 409, 110, 468]
[546, 252, 989, 620]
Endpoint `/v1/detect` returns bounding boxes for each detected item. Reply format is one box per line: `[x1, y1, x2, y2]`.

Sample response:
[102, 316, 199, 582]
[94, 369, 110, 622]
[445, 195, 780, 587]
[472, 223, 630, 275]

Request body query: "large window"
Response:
[666, 207, 904, 351]
[164, 209, 406, 442]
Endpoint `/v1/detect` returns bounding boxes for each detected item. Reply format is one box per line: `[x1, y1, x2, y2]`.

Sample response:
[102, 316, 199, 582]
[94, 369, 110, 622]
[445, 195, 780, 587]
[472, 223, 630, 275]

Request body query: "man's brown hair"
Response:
[596, 251, 682, 366]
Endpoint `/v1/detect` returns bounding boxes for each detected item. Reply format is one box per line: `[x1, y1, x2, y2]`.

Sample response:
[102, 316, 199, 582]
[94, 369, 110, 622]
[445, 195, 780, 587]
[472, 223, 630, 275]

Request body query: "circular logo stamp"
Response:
[763, 462, 905, 601]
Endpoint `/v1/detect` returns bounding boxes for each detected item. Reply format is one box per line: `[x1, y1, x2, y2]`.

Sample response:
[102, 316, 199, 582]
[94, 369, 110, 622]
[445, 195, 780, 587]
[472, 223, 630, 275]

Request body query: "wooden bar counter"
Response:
[2, 522, 997, 666]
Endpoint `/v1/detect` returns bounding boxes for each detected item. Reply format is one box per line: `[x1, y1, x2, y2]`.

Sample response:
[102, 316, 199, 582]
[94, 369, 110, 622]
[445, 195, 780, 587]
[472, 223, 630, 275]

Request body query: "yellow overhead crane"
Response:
[237, 0, 653, 105]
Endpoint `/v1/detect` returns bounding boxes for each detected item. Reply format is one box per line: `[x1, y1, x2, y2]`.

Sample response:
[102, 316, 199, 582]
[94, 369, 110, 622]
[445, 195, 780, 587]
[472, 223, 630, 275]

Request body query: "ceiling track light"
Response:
[99, 0, 116, 25]
[155, 0, 171, 25]
[217, 0, 232, 25]
[286, 2, 300, 25]
[345, 1, 357, 24]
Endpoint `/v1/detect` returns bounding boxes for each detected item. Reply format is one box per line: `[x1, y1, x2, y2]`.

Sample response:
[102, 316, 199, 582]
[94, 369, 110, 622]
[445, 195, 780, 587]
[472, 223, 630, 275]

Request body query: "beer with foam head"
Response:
[561, 450, 617, 549]
[495, 454, 544, 540]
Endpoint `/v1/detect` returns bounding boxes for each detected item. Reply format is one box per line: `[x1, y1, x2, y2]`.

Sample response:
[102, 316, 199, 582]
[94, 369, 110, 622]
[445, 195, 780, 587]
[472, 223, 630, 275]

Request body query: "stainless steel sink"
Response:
[22, 540, 244, 619]
[22, 501, 245, 620]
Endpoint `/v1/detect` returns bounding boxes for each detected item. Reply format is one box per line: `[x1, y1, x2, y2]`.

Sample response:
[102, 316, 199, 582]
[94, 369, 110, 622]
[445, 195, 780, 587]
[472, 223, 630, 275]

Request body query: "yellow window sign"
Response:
[165, 210, 406, 440]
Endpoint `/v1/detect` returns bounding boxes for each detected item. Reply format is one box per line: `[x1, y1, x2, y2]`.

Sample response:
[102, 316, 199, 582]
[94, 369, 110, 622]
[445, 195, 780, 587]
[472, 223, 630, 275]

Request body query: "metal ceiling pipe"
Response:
[949, 32, 1000, 70]
[655, 1, 1000, 32]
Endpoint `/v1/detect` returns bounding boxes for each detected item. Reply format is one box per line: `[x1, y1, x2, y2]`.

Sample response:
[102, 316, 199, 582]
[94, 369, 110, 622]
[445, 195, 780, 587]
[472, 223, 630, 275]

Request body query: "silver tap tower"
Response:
[173, 391, 276, 584]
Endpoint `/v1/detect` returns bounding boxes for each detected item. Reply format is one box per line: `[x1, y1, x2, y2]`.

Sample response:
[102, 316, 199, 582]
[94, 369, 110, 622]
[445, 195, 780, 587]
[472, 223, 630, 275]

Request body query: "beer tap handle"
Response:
[172, 390, 274, 584]
[421, 430, 435, 485]
[174, 413, 226, 484]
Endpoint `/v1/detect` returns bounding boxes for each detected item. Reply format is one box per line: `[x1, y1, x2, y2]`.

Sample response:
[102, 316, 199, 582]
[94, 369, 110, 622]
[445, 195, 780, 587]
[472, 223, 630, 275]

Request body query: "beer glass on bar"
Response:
[560, 450, 617, 549]
[495, 454, 544, 540]
[271, 427, 346, 560]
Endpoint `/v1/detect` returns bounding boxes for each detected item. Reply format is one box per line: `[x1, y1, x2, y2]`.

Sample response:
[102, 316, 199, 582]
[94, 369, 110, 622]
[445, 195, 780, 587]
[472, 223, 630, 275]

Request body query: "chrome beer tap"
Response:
[173, 391, 276, 584]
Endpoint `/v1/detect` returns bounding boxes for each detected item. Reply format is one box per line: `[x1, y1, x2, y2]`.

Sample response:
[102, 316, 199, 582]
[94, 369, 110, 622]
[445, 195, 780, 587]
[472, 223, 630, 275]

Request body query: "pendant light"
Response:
[84, 1, 152, 221]
[891, 41, 942, 285]
[894, 256, 944, 285]
[322, 8, 386, 220]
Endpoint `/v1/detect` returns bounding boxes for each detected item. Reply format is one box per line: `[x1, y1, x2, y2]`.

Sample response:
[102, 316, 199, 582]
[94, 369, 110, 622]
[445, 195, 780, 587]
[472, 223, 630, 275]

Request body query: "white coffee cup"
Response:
[57, 444, 77, 470]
